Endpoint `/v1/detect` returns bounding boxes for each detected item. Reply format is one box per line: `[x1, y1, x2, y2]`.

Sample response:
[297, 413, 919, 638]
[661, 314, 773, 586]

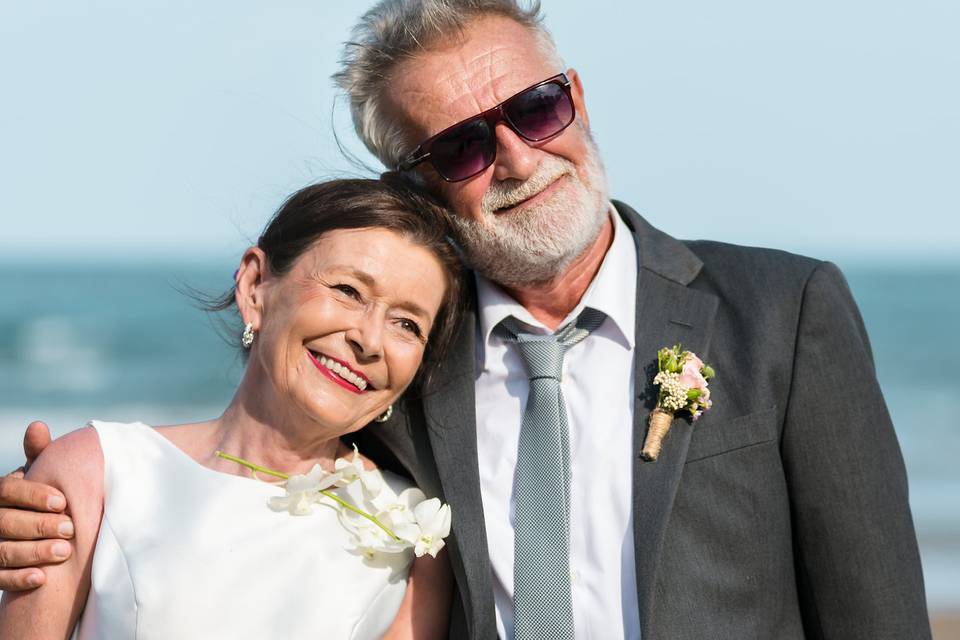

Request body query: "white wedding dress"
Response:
[73, 421, 412, 640]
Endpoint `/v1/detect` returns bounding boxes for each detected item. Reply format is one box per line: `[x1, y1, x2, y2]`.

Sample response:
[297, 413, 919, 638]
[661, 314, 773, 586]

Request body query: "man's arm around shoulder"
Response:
[0, 422, 77, 591]
[0, 426, 104, 638]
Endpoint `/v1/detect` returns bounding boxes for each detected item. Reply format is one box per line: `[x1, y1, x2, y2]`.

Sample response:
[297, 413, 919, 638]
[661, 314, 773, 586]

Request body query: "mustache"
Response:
[481, 157, 574, 214]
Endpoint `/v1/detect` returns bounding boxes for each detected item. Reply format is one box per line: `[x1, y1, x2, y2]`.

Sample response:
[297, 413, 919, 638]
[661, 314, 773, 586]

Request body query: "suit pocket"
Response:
[685, 406, 778, 463]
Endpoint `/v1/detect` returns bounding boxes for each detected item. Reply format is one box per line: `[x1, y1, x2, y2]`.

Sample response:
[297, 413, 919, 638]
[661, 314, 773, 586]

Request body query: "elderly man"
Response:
[0, 1, 931, 638]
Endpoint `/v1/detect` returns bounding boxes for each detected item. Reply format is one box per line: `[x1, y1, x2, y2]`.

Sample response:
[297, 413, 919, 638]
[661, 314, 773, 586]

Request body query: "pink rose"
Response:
[678, 360, 708, 394]
[684, 353, 704, 371]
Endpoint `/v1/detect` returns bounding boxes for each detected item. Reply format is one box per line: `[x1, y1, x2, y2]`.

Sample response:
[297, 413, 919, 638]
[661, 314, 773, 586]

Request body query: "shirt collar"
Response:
[476, 204, 638, 366]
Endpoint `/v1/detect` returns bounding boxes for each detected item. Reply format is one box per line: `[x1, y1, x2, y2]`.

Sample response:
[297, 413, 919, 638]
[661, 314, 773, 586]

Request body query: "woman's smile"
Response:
[305, 349, 372, 394]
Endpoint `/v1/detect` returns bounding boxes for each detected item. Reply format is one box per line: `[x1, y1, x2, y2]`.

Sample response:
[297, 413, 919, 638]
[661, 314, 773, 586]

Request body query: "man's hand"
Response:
[0, 421, 75, 591]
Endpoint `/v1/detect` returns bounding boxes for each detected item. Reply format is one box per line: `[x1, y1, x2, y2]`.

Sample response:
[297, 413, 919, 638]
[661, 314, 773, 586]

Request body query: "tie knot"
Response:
[498, 308, 605, 382]
[514, 335, 565, 380]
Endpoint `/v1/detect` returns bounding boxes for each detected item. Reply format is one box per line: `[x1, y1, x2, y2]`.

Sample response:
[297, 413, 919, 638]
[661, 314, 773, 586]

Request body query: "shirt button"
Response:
[570, 569, 580, 585]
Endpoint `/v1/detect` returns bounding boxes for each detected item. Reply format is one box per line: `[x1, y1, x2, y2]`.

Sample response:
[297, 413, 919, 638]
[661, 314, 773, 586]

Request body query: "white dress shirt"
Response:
[474, 207, 641, 640]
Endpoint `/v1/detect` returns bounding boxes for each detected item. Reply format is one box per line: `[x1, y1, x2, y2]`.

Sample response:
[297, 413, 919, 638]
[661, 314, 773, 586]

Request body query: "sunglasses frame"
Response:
[397, 73, 575, 182]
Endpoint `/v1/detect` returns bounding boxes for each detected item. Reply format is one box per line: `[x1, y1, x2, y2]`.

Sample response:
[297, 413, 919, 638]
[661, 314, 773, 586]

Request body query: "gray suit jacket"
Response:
[354, 201, 931, 639]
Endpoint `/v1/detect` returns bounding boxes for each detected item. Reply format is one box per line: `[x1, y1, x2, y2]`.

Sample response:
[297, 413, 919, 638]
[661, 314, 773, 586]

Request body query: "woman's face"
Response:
[240, 227, 447, 437]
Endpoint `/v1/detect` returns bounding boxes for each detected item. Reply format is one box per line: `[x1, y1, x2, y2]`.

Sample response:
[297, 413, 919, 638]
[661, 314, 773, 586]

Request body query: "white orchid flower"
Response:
[334, 481, 398, 542]
[267, 464, 339, 515]
[360, 466, 384, 497]
[238, 446, 452, 560]
[334, 444, 366, 485]
[340, 506, 408, 558]
[376, 487, 426, 531]
[337, 474, 377, 512]
[268, 491, 316, 516]
[343, 520, 401, 560]
[397, 498, 452, 558]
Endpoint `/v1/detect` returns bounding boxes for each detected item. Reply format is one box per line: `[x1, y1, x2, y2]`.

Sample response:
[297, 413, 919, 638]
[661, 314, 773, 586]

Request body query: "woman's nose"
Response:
[345, 312, 384, 361]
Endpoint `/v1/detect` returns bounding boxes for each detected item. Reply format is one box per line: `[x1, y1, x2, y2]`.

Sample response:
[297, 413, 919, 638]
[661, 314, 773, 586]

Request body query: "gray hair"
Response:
[333, 0, 563, 169]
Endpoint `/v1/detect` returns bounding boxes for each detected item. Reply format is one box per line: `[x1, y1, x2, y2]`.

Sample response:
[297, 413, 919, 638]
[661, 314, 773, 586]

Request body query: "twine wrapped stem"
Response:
[641, 408, 675, 461]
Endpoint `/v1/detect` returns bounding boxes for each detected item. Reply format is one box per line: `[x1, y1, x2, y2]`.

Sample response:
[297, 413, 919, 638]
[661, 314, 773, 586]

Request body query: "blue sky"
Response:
[1, 1, 957, 263]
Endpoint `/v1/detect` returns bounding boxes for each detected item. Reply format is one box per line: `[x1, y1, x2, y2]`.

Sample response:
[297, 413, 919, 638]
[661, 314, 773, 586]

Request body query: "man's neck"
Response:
[501, 216, 614, 331]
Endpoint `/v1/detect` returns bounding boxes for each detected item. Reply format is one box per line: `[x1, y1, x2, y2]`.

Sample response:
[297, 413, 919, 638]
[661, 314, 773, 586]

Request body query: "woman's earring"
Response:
[374, 405, 393, 423]
[241, 322, 256, 349]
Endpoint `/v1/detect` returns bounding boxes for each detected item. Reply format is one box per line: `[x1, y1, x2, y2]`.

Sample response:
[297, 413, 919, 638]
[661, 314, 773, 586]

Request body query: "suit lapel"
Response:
[421, 310, 497, 639]
[615, 202, 719, 637]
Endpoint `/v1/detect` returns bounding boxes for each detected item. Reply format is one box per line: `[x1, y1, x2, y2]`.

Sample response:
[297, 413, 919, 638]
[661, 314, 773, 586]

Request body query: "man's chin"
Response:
[456, 215, 607, 288]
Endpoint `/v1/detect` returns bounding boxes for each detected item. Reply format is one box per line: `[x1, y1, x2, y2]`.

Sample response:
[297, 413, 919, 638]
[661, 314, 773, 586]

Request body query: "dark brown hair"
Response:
[206, 176, 466, 390]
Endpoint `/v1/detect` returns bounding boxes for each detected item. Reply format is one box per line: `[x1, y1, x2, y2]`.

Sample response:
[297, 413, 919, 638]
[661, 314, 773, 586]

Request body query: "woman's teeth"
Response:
[316, 354, 368, 391]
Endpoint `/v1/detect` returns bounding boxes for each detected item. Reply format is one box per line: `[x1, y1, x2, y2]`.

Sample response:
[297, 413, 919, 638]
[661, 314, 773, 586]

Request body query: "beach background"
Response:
[2, 0, 957, 633]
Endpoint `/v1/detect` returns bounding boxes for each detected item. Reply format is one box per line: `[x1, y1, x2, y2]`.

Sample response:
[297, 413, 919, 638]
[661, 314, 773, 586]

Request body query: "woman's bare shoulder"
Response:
[26, 426, 104, 499]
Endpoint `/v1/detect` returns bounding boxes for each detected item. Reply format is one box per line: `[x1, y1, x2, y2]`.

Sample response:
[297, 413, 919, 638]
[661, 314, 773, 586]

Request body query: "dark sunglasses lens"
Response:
[430, 118, 496, 181]
[505, 82, 574, 141]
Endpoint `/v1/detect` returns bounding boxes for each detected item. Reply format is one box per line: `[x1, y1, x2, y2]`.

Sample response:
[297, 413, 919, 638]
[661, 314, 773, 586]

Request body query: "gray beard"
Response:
[449, 138, 610, 288]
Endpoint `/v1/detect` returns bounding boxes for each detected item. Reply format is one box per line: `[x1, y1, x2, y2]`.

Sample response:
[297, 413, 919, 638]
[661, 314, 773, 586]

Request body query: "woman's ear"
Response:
[235, 247, 269, 330]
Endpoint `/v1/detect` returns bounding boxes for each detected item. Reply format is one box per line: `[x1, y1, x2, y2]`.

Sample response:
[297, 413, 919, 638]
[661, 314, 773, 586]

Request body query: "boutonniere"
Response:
[216, 448, 452, 560]
[641, 344, 716, 461]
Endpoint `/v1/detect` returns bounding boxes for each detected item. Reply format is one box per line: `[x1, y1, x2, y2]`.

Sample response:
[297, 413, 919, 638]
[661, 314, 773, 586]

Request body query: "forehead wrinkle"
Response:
[415, 73, 525, 140]
[394, 36, 544, 138]
[441, 45, 527, 110]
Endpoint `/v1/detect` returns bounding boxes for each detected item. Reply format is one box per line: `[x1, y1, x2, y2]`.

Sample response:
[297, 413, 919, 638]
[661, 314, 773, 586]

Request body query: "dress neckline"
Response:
[125, 421, 285, 491]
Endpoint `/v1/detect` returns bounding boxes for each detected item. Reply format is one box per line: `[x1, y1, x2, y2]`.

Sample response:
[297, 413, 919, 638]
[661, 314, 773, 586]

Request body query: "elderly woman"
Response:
[0, 178, 465, 639]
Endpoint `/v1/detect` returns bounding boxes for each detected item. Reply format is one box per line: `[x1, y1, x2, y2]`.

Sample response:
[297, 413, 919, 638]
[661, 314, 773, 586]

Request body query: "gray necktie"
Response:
[499, 308, 606, 639]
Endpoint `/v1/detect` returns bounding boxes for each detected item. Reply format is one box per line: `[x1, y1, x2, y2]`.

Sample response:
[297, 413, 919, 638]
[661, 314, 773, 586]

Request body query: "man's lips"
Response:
[494, 175, 567, 214]
[305, 350, 373, 394]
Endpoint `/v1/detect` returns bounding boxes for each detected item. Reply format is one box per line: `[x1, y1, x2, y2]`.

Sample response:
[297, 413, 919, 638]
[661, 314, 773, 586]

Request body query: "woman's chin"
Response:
[292, 393, 379, 436]
[275, 364, 389, 436]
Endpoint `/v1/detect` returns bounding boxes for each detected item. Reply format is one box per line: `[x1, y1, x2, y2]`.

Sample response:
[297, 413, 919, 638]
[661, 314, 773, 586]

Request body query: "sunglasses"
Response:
[397, 73, 576, 182]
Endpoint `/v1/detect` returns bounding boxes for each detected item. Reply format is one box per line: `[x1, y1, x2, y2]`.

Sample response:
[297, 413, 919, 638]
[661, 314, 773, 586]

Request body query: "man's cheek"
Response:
[449, 183, 489, 222]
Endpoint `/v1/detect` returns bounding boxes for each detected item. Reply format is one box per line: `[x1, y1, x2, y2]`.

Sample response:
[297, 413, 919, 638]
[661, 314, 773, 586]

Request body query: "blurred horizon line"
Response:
[1, 246, 957, 269]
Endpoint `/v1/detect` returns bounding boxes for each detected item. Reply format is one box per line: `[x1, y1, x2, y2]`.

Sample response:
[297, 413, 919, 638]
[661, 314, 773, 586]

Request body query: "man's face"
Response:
[385, 15, 609, 286]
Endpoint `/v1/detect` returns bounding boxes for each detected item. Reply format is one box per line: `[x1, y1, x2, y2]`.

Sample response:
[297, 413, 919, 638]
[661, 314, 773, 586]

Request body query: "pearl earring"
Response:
[241, 322, 256, 349]
[374, 405, 393, 423]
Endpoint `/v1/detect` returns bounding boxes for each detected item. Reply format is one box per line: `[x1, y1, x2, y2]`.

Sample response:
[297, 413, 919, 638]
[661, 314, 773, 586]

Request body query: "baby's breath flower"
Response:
[655, 371, 688, 412]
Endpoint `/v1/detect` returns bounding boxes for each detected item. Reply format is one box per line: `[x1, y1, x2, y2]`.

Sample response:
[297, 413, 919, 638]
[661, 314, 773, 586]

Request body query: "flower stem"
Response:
[216, 451, 289, 480]
[316, 490, 401, 541]
[215, 451, 401, 541]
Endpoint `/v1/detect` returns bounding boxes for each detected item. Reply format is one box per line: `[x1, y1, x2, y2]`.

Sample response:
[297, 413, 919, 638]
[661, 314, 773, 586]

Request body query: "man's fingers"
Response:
[23, 421, 53, 467]
[0, 568, 47, 591]
[0, 508, 74, 540]
[0, 475, 66, 512]
[0, 538, 72, 568]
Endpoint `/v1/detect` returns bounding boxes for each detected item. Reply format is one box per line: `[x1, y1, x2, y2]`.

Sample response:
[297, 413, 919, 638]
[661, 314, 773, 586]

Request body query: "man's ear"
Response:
[566, 67, 589, 130]
[234, 247, 269, 331]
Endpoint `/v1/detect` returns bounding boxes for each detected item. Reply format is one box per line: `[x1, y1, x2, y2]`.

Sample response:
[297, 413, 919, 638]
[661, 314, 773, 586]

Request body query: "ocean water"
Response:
[0, 259, 958, 610]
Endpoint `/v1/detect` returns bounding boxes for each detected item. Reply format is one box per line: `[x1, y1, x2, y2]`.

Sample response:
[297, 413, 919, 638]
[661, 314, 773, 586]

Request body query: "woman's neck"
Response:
[184, 370, 348, 479]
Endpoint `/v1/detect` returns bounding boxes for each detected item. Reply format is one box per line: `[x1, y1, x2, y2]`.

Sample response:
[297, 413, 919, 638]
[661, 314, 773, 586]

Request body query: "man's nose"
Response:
[491, 122, 540, 182]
